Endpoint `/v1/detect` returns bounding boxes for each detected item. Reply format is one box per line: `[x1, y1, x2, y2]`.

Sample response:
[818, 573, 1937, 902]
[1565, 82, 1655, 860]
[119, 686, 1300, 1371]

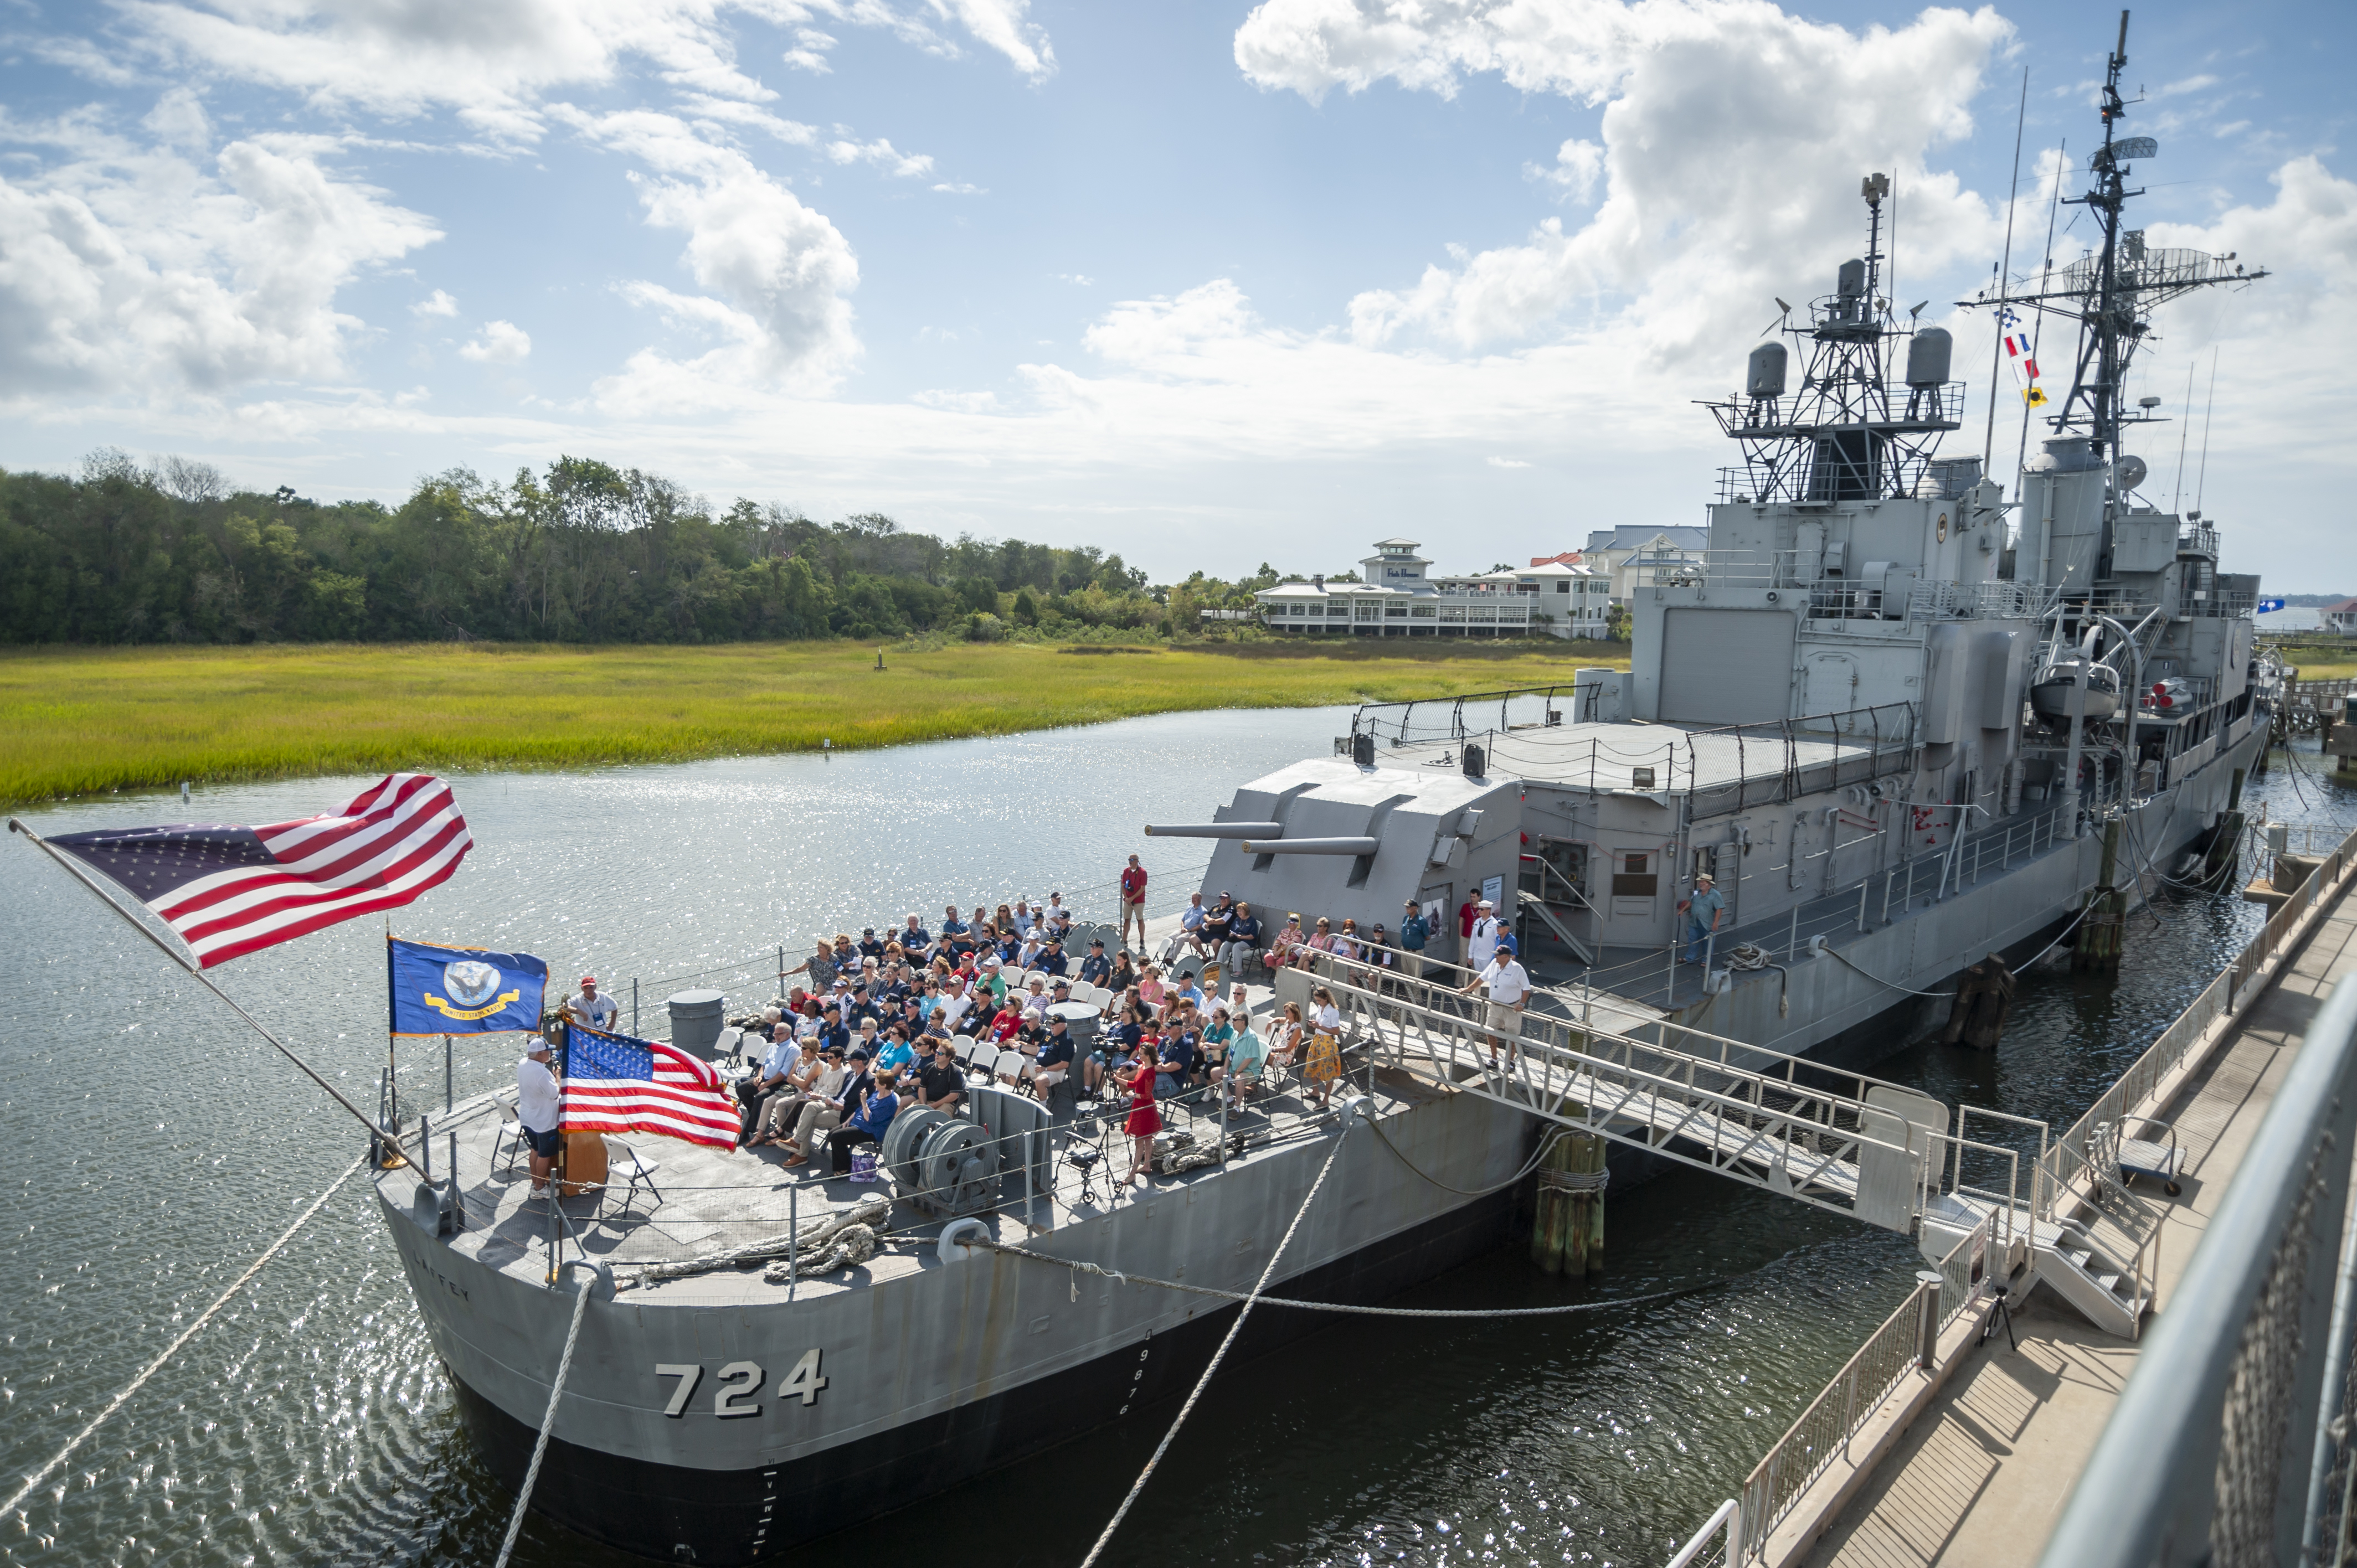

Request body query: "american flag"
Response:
[560, 1023, 740, 1150]
[49, 774, 471, 968]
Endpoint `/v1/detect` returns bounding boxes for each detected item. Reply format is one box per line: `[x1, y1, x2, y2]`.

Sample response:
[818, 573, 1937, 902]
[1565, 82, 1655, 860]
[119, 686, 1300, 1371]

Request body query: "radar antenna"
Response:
[1700, 173, 1962, 506]
[1959, 10, 2265, 462]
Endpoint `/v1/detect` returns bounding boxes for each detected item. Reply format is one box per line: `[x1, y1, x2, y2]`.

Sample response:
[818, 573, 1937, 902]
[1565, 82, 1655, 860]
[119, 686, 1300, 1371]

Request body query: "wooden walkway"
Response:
[1787, 881, 2357, 1566]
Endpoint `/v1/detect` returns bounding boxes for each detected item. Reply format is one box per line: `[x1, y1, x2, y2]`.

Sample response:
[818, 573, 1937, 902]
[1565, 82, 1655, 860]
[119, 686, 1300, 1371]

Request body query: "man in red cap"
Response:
[565, 974, 617, 1032]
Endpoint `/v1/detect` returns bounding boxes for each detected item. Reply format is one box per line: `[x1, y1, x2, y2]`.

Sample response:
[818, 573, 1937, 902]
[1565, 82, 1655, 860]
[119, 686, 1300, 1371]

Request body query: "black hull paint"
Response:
[451, 1188, 1516, 1564]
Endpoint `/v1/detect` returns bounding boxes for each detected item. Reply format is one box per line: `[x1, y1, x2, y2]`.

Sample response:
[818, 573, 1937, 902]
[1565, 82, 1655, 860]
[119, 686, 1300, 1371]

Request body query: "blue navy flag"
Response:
[2257, 598, 2287, 614]
[388, 937, 546, 1035]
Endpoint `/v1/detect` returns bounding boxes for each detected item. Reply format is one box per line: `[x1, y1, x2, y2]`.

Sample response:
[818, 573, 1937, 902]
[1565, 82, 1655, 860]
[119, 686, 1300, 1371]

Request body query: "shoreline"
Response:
[0, 638, 1627, 806]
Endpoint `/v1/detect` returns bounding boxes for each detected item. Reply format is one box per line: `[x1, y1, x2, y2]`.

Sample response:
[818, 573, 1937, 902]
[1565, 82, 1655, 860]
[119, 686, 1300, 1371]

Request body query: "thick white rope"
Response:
[0, 1150, 369, 1529]
[495, 1262, 599, 1568]
[1076, 1116, 1354, 1568]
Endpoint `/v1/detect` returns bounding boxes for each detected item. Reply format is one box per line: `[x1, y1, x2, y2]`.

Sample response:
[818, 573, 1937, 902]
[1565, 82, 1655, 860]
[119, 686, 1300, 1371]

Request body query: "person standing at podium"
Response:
[517, 1036, 564, 1198]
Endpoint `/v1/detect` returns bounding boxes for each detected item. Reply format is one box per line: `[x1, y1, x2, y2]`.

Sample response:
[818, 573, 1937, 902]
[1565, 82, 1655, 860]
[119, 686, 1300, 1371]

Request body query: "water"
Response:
[2, 714, 2350, 1568]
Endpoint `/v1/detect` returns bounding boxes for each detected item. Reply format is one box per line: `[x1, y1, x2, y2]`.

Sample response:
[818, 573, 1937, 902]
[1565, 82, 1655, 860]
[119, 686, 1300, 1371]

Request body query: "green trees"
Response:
[0, 455, 1179, 647]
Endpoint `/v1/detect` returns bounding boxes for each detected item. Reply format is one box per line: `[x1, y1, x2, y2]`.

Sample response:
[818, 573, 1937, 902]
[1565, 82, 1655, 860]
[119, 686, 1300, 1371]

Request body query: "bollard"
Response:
[1916, 1269, 1945, 1369]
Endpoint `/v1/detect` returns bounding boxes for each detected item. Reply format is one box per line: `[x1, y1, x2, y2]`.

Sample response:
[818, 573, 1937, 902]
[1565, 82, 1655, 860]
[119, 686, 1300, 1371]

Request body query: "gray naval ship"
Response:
[374, 74, 2274, 1562]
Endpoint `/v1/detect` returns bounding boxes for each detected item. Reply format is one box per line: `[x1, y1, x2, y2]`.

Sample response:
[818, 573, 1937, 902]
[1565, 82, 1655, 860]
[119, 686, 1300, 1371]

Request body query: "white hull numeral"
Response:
[651, 1352, 825, 1416]
[656, 1364, 701, 1418]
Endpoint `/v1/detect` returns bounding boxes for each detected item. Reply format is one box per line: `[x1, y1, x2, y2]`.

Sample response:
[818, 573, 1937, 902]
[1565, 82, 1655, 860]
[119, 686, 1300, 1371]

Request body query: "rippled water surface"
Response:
[2, 715, 2348, 1568]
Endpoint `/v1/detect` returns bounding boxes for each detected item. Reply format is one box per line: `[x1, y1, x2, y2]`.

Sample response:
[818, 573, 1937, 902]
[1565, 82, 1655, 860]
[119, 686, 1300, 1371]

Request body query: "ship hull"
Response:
[437, 1187, 1512, 1564]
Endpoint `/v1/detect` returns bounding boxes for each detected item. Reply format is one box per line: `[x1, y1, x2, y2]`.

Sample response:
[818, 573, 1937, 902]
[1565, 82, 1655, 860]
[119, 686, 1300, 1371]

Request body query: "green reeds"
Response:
[0, 641, 1623, 805]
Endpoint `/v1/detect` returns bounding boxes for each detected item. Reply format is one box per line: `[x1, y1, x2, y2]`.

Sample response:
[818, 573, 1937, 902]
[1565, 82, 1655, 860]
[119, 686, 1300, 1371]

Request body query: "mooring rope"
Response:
[494, 1260, 605, 1568]
[1075, 1110, 1354, 1568]
[1361, 1108, 1570, 1198]
[958, 1234, 1689, 1319]
[0, 1150, 369, 1530]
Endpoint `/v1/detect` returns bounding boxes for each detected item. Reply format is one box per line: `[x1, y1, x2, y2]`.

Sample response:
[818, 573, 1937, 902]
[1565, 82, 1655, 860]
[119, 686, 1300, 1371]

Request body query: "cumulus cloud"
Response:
[562, 108, 860, 392]
[0, 112, 440, 398]
[1526, 137, 1602, 201]
[413, 288, 460, 318]
[784, 27, 837, 73]
[460, 320, 531, 362]
[1244, 0, 2010, 374]
[116, 0, 1058, 140]
[827, 136, 935, 177]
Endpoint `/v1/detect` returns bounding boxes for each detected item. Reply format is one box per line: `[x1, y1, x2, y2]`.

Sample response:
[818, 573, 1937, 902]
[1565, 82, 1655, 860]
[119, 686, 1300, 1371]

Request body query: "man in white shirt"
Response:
[1466, 901, 1504, 972]
[1460, 936, 1531, 1072]
[935, 979, 973, 1037]
[565, 974, 617, 1032]
[516, 1036, 564, 1196]
[737, 1025, 802, 1146]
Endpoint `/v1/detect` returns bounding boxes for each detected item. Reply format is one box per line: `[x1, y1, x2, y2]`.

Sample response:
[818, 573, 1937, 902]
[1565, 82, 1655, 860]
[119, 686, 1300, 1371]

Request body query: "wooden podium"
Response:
[558, 1131, 607, 1197]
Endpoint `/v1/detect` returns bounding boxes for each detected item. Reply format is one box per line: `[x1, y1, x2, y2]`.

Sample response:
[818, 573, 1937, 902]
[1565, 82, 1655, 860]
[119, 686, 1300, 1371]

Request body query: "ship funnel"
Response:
[1746, 342, 1787, 399]
[1905, 327, 1952, 388]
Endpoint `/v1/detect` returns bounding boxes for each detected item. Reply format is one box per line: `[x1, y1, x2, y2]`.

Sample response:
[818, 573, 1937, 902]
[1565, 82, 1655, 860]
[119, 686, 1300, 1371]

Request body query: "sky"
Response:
[2, 0, 2350, 587]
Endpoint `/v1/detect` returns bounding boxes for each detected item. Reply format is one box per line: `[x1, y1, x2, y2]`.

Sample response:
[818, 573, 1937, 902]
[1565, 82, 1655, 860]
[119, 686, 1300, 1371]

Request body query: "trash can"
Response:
[1048, 1000, 1100, 1048]
[667, 989, 727, 1058]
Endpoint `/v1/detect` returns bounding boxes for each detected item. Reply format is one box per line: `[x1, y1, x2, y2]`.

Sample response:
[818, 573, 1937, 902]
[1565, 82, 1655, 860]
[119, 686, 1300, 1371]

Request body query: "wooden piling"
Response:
[1938, 953, 2018, 1050]
[1566, 1129, 1606, 1275]
[2072, 818, 2125, 972]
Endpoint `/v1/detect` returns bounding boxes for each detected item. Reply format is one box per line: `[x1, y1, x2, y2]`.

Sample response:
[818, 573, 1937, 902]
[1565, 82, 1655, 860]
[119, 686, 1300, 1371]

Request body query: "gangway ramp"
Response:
[1295, 951, 2039, 1249]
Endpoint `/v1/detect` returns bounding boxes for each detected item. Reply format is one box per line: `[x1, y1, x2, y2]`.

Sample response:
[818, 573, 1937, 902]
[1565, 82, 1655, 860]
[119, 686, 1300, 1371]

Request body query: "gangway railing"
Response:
[1304, 951, 2032, 1244]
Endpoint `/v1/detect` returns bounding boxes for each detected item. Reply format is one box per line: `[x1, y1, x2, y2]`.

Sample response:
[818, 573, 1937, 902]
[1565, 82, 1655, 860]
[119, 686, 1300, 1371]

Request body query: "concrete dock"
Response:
[1783, 876, 2357, 1566]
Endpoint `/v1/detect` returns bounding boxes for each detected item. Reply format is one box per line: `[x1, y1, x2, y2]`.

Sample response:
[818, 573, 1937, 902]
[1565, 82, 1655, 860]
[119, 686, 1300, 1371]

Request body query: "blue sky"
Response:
[2, 0, 2350, 586]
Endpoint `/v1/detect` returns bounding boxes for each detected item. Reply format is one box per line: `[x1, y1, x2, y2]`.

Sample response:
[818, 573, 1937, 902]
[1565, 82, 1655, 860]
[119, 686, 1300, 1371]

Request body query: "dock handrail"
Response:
[1732, 1220, 1990, 1560]
[2037, 976, 2357, 1568]
[2033, 818, 2357, 1228]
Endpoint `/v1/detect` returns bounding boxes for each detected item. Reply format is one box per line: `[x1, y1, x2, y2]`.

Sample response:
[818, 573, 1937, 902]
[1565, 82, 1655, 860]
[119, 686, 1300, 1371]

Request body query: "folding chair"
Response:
[603, 1138, 664, 1215]
[493, 1092, 526, 1177]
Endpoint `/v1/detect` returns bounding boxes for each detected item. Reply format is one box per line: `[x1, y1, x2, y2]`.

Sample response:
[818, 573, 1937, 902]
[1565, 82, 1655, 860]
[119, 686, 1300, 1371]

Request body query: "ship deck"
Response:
[387, 1027, 1447, 1309]
[1383, 718, 1881, 795]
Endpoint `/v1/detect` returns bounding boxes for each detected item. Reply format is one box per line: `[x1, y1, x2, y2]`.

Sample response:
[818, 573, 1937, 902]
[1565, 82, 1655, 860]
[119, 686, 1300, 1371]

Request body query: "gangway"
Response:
[1294, 950, 2157, 1334]
[1296, 950, 2035, 1247]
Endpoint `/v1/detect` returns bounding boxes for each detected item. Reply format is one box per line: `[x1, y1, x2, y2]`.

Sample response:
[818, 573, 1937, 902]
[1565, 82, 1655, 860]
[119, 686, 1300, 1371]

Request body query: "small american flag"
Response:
[560, 1023, 740, 1150]
[49, 774, 471, 968]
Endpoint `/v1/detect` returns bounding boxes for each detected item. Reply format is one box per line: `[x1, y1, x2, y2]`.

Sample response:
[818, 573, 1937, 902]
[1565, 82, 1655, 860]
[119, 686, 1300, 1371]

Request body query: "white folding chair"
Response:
[991, 1047, 1026, 1084]
[1023, 969, 1048, 987]
[604, 1138, 663, 1215]
[493, 1092, 524, 1177]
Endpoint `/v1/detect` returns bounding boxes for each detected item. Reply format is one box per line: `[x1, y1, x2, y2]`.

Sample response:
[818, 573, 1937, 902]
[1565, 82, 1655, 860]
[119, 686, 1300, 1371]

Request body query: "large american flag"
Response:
[49, 774, 471, 968]
[560, 1023, 740, 1150]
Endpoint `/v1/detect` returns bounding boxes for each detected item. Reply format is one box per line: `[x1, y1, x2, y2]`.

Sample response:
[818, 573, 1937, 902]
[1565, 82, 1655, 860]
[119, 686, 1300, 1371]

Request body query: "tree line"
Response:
[0, 451, 1295, 646]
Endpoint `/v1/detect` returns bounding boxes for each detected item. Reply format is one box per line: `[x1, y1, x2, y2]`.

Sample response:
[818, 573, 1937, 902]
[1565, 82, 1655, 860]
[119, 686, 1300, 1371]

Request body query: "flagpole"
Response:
[9, 818, 390, 1145]
[1984, 66, 2029, 471]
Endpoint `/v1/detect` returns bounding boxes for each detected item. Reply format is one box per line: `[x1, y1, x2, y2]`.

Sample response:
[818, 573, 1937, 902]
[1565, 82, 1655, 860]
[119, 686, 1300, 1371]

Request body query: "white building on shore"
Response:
[1252, 539, 1614, 639]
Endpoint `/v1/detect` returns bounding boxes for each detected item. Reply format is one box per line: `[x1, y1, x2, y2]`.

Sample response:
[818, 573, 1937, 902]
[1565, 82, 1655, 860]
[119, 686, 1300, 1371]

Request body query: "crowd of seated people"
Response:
[735, 889, 1443, 1179]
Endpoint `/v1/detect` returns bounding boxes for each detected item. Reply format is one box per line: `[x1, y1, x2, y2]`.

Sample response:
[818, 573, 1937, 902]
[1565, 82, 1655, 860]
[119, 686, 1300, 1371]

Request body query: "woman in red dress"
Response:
[1115, 1046, 1161, 1192]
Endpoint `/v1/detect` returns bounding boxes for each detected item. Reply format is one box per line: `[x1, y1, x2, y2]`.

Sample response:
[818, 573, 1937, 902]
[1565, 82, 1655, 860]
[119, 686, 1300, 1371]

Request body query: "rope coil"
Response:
[1541, 1167, 1610, 1194]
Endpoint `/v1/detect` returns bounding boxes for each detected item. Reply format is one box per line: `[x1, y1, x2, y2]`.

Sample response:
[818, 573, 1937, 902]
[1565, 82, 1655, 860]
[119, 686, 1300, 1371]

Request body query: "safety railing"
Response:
[2036, 818, 2357, 1226]
[1732, 1221, 1987, 1559]
[2038, 978, 2357, 1568]
[1308, 951, 2035, 1243]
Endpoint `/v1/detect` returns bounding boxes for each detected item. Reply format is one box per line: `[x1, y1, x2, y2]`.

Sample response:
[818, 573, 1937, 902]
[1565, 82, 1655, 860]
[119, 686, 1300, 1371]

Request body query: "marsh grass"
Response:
[0, 640, 1627, 804]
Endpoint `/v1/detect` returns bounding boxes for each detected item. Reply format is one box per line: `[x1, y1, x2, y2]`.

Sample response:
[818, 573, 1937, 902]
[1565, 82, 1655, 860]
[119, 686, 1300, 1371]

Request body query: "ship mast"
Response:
[1963, 10, 2262, 468]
